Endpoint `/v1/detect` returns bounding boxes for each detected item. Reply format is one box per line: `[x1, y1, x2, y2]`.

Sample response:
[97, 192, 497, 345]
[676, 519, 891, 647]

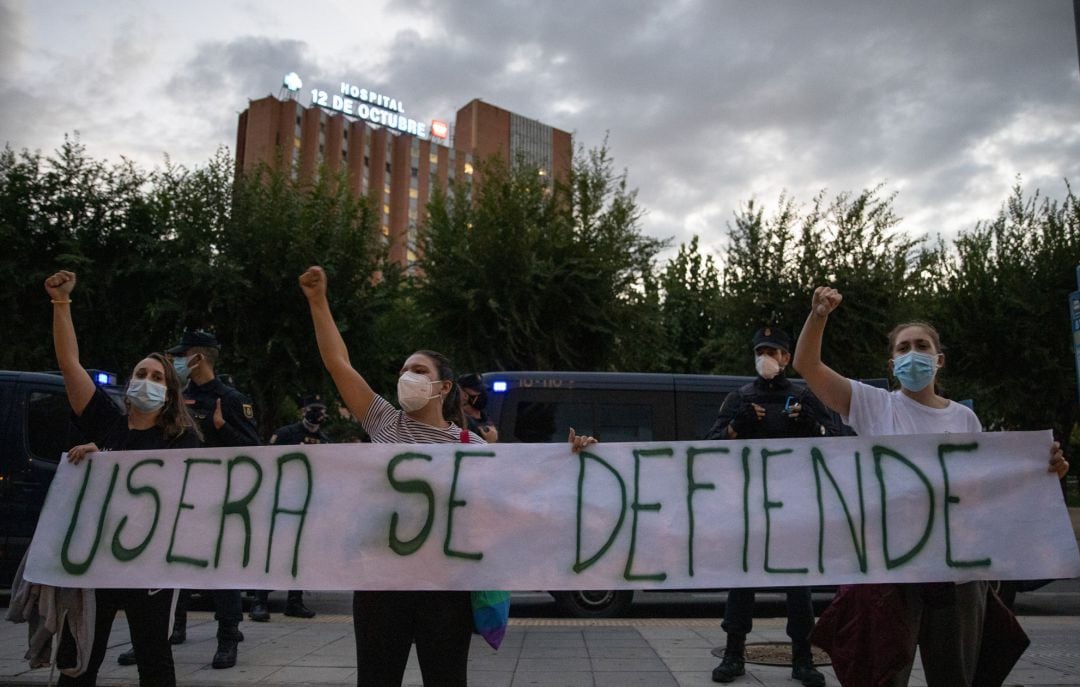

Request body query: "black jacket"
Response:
[184, 377, 261, 447]
[269, 421, 331, 445]
[705, 374, 842, 440]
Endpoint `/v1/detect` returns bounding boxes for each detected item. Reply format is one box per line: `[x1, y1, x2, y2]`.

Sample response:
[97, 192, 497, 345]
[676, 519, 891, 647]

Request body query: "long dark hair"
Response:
[414, 349, 465, 429]
[142, 352, 201, 441]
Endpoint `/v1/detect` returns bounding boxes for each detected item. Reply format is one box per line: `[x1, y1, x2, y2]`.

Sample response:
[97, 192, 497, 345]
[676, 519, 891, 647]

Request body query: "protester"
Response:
[793, 286, 1069, 687]
[458, 373, 498, 443]
[122, 329, 261, 669]
[248, 394, 329, 622]
[299, 265, 595, 686]
[45, 270, 198, 687]
[706, 326, 831, 686]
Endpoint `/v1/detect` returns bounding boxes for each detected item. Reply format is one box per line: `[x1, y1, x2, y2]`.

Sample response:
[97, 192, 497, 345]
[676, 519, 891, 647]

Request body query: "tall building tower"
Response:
[235, 88, 572, 268]
[454, 99, 573, 185]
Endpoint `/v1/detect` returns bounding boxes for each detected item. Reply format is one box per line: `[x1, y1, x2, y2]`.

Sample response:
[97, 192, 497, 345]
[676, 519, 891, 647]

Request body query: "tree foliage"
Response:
[926, 184, 1080, 436]
[692, 186, 930, 377]
[416, 146, 666, 372]
[655, 235, 721, 372]
[0, 139, 386, 435]
[2, 136, 1076, 462]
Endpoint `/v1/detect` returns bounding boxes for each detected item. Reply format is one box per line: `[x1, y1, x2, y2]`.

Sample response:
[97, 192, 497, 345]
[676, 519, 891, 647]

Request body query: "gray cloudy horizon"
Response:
[2, 0, 1079, 260]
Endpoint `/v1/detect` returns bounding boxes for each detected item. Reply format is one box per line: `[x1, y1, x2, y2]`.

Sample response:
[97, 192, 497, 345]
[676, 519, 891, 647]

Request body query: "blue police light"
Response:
[94, 372, 117, 385]
[492, 380, 508, 393]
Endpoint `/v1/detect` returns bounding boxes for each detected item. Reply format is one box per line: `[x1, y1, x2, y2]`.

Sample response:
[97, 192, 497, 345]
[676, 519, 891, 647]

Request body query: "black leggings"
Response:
[58, 588, 175, 687]
[352, 590, 472, 687]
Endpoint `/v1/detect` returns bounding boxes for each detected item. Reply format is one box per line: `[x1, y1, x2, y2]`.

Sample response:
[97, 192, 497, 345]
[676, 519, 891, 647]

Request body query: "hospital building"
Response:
[235, 77, 572, 266]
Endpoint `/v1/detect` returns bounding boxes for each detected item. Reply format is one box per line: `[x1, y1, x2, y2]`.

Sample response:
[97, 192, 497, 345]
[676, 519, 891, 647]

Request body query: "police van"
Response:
[479, 370, 856, 617]
[482, 371, 757, 446]
[0, 370, 123, 589]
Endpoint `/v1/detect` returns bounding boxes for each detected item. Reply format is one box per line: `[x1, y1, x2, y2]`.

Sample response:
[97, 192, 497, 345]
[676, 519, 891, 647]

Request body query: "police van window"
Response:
[27, 391, 75, 462]
[596, 403, 653, 442]
[693, 402, 721, 440]
[512, 401, 654, 442]
[513, 402, 591, 443]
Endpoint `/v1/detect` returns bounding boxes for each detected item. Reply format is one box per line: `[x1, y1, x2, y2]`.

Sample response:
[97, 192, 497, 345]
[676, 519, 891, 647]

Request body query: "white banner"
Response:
[24, 431, 1080, 590]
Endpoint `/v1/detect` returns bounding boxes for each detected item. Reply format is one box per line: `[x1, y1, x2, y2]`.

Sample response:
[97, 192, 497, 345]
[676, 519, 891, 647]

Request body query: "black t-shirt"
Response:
[74, 387, 199, 451]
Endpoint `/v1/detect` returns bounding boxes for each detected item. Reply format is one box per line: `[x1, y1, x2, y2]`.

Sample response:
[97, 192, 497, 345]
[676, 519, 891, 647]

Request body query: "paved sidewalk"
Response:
[2, 611, 1078, 686]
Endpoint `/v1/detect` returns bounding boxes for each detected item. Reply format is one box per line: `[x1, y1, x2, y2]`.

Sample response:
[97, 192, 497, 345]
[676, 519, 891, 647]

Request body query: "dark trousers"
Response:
[255, 589, 304, 604]
[175, 588, 243, 627]
[722, 587, 816, 658]
[58, 588, 175, 687]
[352, 590, 472, 687]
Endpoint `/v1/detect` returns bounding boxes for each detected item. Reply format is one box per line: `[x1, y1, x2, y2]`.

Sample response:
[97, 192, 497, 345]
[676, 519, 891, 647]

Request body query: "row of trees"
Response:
[2, 137, 1077, 460]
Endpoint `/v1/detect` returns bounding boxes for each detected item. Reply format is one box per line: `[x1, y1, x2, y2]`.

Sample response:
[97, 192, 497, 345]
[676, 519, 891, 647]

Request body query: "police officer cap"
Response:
[167, 329, 221, 355]
[752, 326, 791, 353]
[300, 394, 326, 409]
[458, 373, 484, 391]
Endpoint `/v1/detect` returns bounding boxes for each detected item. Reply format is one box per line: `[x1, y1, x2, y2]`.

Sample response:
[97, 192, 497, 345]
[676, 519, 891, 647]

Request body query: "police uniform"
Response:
[706, 374, 838, 440]
[707, 326, 831, 687]
[458, 372, 494, 439]
[269, 421, 330, 445]
[250, 396, 328, 621]
[184, 377, 261, 447]
[169, 330, 258, 670]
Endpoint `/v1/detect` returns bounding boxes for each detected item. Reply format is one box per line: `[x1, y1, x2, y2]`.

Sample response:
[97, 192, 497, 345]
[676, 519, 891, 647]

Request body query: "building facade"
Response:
[236, 93, 571, 267]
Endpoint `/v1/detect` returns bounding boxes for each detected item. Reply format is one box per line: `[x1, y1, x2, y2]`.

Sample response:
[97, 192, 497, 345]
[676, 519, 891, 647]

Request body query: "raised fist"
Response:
[811, 286, 842, 317]
[299, 266, 327, 301]
[45, 270, 77, 300]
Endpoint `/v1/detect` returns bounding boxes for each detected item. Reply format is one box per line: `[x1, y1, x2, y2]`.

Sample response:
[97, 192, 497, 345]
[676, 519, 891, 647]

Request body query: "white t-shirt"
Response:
[842, 379, 982, 436]
[361, 394, 485, 444]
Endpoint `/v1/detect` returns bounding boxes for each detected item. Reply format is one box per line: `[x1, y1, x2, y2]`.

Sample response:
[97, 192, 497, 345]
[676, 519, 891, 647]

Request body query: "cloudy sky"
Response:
[2, 0, 1079, 259]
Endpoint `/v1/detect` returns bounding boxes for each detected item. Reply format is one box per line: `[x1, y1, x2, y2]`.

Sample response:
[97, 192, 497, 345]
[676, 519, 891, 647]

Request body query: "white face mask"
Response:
[755, 354, 782, 380]
[397, 371, 441, 412]
[127, 378, 167, 412]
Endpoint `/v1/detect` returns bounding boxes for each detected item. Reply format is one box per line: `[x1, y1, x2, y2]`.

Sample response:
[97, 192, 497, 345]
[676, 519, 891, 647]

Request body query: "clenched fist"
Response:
[299, 266, 327, 301]
[45, 270, 77, 300]
[811, 286, 842, 318]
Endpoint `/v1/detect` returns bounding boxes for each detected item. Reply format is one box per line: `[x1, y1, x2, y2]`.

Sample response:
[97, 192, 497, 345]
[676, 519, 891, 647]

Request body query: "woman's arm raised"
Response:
[792, 286, 852, 417]
[299, 266, 377, 422]
[44, 270, 95, 416]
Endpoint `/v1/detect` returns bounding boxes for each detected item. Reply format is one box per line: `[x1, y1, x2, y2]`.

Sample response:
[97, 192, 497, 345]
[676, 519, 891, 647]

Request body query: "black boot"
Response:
[249, 601, 270, 622]
[792, 643, 825, 687]
[711, 634, 746, 683]
[116, 649, 136, 666]
[212, 625, 241, 669]
[284, 592, 316, 619]
[169, 616, 187, 645]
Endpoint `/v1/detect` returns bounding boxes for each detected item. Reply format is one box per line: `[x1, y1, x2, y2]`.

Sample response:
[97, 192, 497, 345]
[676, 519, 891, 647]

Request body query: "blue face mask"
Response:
[172, 355, 193, 386]
[127, 378, 168, 413]
[892, 351, 937, 392]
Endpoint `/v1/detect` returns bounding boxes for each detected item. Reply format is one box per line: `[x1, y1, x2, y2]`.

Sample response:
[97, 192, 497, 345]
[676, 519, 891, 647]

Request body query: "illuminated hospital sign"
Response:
[307, 80, 446, 140]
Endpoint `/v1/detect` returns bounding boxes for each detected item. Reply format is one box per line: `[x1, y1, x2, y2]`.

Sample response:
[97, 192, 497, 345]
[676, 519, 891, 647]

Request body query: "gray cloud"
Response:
[0, 1, 28, 76]
[161, 36, 321, 155]
[358, 1, 1077, 254]
[4, 0, 1077, 256]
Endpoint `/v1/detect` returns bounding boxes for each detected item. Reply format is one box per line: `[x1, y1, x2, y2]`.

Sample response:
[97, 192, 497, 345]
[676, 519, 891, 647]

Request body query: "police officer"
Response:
[458, 373, 498, 443]
[267, 394, 331, 446]
[706, 326, 832, 687]
[248, 395, 328, 622]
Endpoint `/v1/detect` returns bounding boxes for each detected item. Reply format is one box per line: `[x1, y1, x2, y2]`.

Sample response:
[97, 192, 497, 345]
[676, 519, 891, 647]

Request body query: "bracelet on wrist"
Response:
[51, 299, 72, 304]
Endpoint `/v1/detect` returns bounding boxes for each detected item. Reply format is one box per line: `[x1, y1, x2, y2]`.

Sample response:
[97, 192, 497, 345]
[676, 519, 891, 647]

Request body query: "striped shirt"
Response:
[361, 394, 486, 445]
